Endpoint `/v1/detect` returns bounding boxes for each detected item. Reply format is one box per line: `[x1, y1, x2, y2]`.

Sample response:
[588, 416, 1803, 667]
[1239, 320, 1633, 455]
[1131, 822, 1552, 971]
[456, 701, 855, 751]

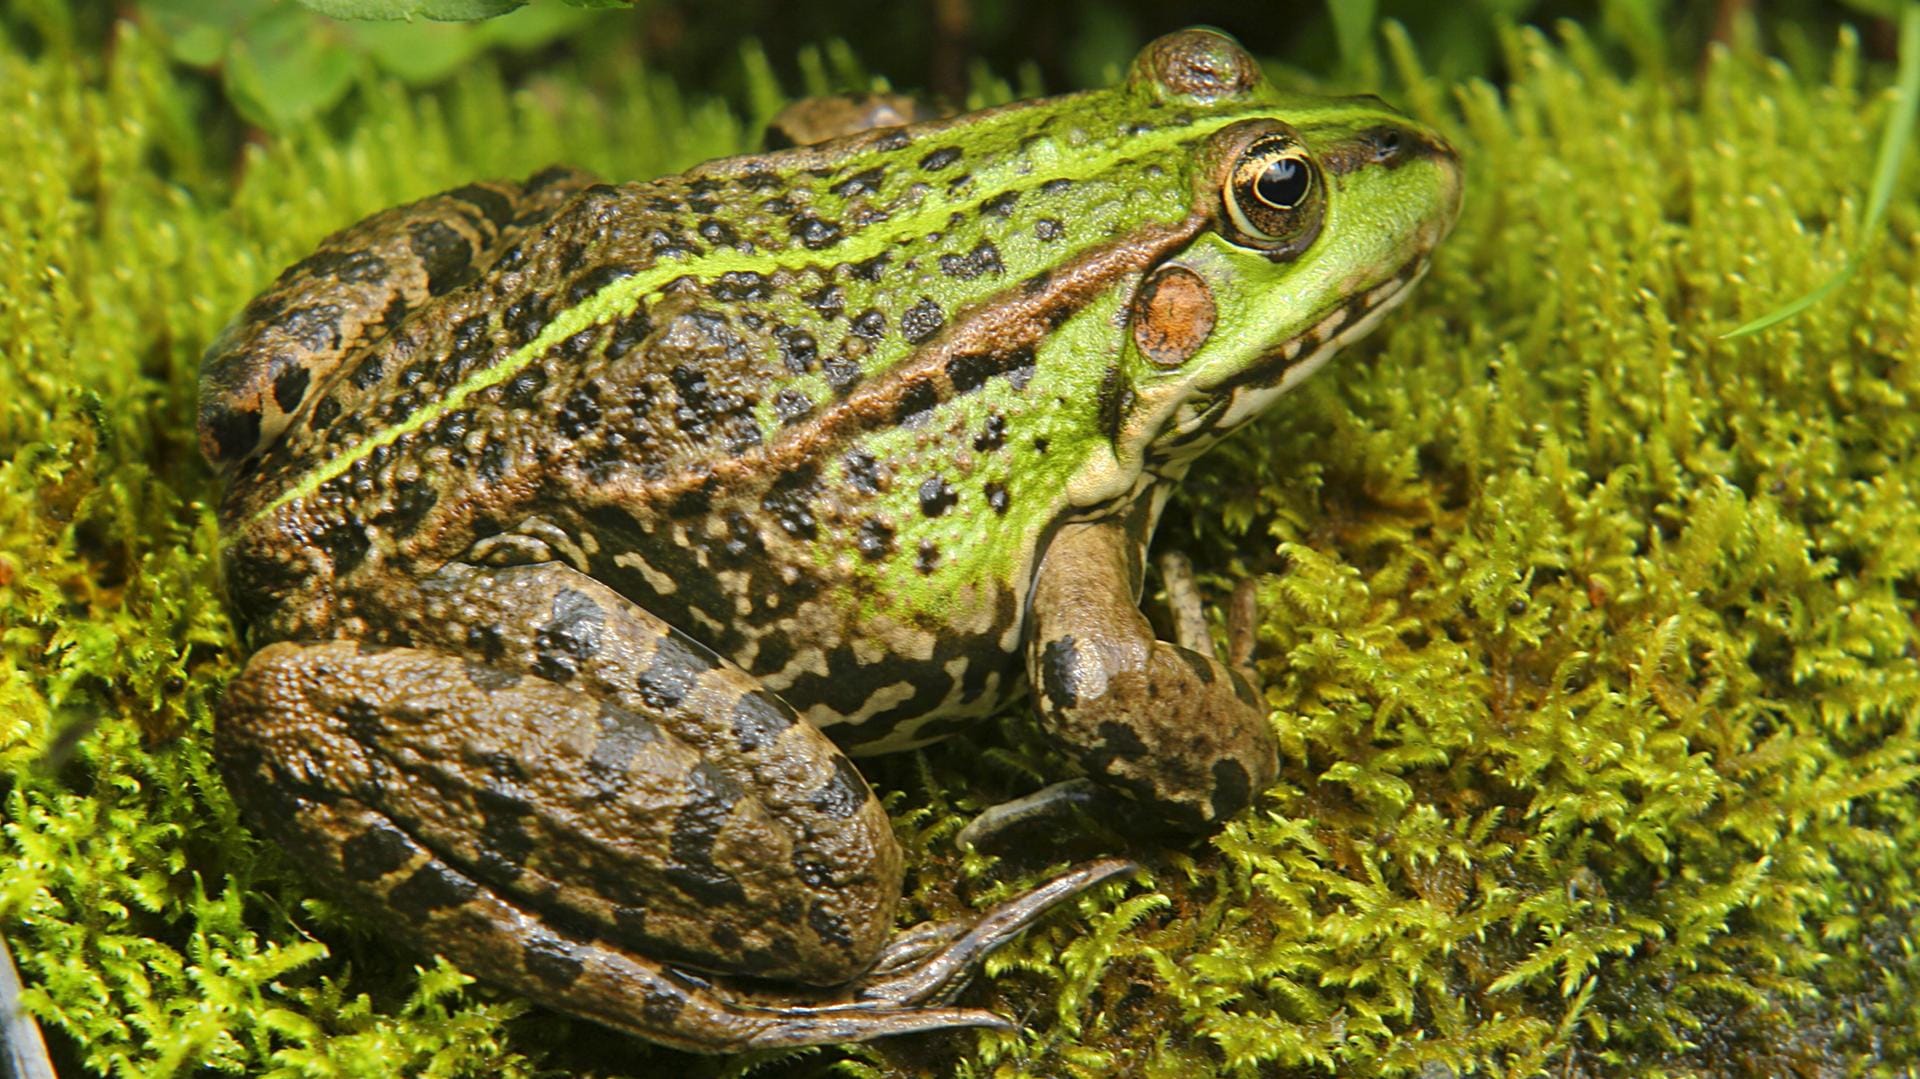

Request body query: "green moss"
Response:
[2, 6, 1916, 1077]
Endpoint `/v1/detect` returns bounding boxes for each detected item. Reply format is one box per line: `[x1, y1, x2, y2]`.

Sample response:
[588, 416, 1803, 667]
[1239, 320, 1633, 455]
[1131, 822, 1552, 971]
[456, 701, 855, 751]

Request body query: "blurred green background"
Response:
[78, 2, 1914, 136]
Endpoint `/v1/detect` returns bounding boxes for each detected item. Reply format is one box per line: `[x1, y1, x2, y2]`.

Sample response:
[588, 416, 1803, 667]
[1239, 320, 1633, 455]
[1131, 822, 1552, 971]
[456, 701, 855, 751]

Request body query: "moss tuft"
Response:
[1, 8, 1915, 1077]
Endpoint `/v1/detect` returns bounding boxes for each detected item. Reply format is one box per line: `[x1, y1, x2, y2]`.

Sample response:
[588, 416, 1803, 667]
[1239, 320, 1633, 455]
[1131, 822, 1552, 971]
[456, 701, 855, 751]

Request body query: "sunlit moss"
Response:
[1, 7, 1914, 1078]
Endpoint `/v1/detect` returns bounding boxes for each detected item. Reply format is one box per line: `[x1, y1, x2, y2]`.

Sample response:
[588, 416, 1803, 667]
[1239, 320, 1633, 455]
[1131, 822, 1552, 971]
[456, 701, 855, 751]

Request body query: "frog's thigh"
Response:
[407, 560, 901, 929]
[1025, 519, 1278, 831]
[220, 606, 902, 995]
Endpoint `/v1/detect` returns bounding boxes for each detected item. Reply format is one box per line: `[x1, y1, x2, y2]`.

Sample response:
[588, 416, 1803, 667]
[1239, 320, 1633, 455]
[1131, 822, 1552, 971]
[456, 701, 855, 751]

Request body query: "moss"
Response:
[2, 6, 1916, 1077]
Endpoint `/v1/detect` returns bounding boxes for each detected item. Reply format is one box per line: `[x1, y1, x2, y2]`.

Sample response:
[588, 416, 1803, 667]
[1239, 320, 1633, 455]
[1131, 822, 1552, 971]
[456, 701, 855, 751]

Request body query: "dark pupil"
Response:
[1254, 157, 1309, 209]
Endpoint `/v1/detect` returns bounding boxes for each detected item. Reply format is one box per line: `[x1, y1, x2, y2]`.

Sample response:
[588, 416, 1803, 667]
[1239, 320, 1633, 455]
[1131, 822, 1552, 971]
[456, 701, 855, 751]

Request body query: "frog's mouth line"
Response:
[1151, 256, 1429, 463]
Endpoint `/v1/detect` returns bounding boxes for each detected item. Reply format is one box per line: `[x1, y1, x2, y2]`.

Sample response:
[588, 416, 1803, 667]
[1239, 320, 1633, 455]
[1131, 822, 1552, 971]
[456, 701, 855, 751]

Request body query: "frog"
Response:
[197, 28, 1463, 1053]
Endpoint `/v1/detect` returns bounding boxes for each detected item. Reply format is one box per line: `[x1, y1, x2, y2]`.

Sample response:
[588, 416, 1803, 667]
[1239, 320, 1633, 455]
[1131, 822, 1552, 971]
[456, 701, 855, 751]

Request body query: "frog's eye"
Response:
[1223, 134, 1324, 258]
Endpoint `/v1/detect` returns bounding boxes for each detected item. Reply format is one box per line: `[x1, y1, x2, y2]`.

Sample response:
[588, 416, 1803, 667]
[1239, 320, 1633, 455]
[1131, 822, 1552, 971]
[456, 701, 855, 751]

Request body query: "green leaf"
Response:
[221, 6, 362, 129]
[294, 0, 525, 21]
[345, 20, 486, 84]
[139, 0, 273, 66]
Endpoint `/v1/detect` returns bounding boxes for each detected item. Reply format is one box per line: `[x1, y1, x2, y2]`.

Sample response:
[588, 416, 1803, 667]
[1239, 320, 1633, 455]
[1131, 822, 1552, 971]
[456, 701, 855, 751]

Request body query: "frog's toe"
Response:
[849, 858, 1137, 1007]
[1159, 551, 1214, 655]
[1159, 550, 1263, 689]
[954, 777, 1100, 851]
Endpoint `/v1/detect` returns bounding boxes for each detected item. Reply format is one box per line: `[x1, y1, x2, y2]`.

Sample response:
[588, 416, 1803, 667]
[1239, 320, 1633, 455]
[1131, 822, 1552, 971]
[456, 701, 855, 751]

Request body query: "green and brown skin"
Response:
[199, 30, 1462, 1052]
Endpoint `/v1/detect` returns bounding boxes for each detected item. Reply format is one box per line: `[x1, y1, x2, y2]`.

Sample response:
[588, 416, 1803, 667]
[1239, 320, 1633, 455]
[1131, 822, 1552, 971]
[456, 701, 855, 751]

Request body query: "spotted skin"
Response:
[219, 561, 1134, 1049]
[1025, 518, 1271, 831]
[205, 28, 1462, 1051]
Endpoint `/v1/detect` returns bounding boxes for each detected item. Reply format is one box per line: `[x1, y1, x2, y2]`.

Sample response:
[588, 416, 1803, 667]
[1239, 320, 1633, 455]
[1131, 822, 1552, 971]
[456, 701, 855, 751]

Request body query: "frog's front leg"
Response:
[218, 561, 1126, 1052]
[1025, 519, 1278, 831]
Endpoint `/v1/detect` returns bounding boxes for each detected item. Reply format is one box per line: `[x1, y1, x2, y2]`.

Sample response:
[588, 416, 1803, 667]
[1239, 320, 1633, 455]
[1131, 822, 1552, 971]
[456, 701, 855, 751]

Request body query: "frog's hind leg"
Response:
[218, 560, 1125, 1050]
[196, 166, 594, 471]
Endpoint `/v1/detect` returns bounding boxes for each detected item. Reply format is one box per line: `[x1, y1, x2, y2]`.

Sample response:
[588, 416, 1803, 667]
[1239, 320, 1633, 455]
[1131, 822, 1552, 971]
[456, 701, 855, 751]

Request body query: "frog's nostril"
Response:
[1365, 126, 1408, 165]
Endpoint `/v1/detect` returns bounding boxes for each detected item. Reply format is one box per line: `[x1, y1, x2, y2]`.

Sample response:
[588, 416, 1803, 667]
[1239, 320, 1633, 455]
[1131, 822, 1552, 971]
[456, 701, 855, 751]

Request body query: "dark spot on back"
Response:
[973, 412, 1007, 451]
[776, 326, 819, 373]
[606, 308, 652, 359]
[900, 297, 945, 344]
[308, 395, 342, 432]
[710, 270, 772, 302]
[895, 378, 938, 427]
[823, 354, 862, 394]
[830, 166, 887, 198]
[851, 253, 891, 282]
[938, 238, 1004, 280]
[804, 284, 845, 319]
[981, 190, 1020, 218]
[448, 182, 516, 228]
[843, 450, 881, 495]
[501, 292, 549, 344]
[567, 263, 634, 305]
[503, 364, 548, 407]
[984, 481, 1009, 514]
[372, 482, 438, 538]
[946, 346, 1034, 395]
[557, 381, 603, 440]
[774, 387, 814, 425]
[312, 514, 371, 574]
[918, 475, 957, 517]
[789, 214, 844, 250]
[408, 220, 475, 296]
[349, 354, 384, 390]
[204, 405, 261, 461]
[763, 465, 822, 539]
[919, 146, 961, 171]
[855, 517, 895, 561]
[273, 303, 344, 353]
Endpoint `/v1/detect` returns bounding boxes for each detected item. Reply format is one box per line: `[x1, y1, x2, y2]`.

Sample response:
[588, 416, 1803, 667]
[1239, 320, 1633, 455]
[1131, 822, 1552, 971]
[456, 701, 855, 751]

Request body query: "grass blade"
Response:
[1722, 1, 1920, 338]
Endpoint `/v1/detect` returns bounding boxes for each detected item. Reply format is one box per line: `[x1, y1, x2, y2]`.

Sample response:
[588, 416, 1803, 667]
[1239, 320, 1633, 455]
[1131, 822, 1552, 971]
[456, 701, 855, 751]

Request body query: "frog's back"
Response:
[212, 87, 1258, 747]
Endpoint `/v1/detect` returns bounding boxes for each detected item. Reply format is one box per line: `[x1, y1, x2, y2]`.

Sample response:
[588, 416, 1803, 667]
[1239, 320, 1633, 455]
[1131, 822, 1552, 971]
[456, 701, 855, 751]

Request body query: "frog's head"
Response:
[1110, 29, 1463, 469]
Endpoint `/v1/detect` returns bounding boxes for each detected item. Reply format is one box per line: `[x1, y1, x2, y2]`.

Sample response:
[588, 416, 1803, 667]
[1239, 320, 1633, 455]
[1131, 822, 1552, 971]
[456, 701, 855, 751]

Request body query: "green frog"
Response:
[199, 29, 1462, 1052]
